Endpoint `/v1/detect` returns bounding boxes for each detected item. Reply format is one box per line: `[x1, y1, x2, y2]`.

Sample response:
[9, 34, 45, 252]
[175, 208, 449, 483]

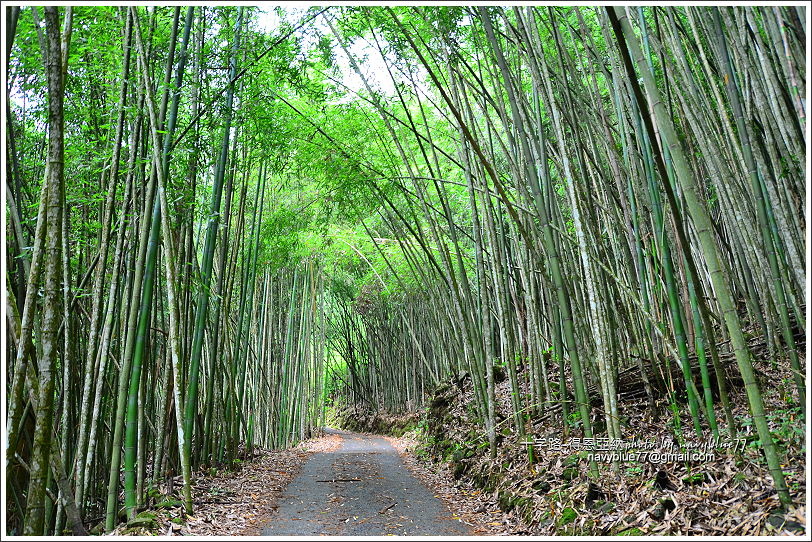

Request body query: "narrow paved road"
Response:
[260, 428, 471, 536]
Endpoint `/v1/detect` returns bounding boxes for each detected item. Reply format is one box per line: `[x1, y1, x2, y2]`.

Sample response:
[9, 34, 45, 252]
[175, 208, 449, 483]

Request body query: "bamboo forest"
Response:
[2, 3, 809, 538]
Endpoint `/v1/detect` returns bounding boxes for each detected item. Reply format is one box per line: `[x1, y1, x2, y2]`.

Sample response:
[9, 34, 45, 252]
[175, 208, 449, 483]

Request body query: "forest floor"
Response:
[112, 432, 343, 535]
[401, 354, 808, 536]
[383, 434, 534, 535]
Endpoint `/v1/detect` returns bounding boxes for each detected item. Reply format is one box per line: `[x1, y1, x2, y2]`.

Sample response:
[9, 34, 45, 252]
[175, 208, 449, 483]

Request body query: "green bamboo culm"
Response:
[184, 5, 242, 474]
[711, 9, 805, 411]
[106, 6, 184, 527]
[122, 5, 195, 520]
[607, 5, 791, 507]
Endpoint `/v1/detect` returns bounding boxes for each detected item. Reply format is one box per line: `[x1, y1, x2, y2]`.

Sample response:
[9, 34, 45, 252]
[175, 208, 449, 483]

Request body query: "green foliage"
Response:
[616, 527, 644, 536]
[322, 350, 349, 405]
[558, 507, 577, 526]
[625, 464, 643, 476]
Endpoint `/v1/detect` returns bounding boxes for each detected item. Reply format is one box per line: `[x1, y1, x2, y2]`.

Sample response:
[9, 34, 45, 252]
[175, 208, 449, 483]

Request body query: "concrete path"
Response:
[260, 428, 471, 536]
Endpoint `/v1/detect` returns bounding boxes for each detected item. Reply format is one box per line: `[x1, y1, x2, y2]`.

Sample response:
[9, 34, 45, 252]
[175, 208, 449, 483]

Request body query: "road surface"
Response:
[260, 428, 471, 536]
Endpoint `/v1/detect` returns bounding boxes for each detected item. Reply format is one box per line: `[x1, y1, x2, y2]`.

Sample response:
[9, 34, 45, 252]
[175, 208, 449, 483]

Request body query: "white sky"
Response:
[256, 6, 399, 99]
[7, 6, 432, 113]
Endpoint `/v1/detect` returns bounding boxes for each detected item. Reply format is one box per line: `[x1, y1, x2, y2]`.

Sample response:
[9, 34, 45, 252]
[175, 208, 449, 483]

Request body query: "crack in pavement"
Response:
[260, 428, 472, 536]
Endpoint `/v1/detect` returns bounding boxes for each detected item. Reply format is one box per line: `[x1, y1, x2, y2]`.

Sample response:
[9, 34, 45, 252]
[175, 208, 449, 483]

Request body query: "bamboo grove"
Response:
[4, 4, 807, 536]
